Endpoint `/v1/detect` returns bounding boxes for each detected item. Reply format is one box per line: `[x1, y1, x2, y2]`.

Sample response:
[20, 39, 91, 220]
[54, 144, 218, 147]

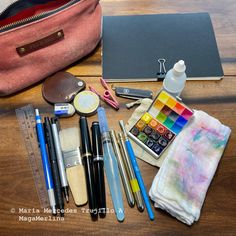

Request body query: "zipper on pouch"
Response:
[0, 0, 80, 33]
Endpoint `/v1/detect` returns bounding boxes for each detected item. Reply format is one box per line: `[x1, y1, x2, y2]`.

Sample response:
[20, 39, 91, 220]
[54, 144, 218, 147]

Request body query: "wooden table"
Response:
[0, 0, 236, 235]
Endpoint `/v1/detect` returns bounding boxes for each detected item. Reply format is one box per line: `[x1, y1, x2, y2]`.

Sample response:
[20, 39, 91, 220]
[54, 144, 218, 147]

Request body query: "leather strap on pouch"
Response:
[16, 30, 64, 56]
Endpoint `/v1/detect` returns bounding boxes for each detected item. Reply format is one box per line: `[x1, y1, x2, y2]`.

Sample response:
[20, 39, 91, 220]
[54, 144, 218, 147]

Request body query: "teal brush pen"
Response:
[97, 107, 125, 222]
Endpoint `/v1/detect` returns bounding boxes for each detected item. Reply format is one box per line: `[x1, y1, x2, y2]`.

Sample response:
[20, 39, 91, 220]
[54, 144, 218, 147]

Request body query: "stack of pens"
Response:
[35, 110, 69, 216]
[35, 109, 107, 219]
[97, 107, 155, 221]
[79, 117, 106, 219]
[35, 107, 155, 221]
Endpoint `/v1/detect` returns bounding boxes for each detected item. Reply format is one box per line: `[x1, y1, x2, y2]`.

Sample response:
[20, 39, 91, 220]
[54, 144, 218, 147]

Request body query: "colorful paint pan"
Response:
[130, 127, 139, 136]
[156, 112, 167, 123]
[156, 123, 166, 134]
[154, 100, 165, 110]
[145, 138, 155, 148]
[149, 130, 160, 141]
[151, 144, 163, 155]
[166, 97, 176, 109]
[158, 137, 168, 147]
[173, 103, 185, 114]
[164, 117, 175, 129]
[135, 120, 146, 130]
[148, 90, 193, 135]
[141, 113, 153, 124]
[171, 123, 182, 134]
[143, 125, 153, 135]
[128, 90, 194, 159]
[169, 110, 179, 121]
[175, 116, 188, 127]
[157, 91, 169, 103]
[164, 130, 175, 140]
[149, 107, 159, 117]
[181, 108, 194, 120]
[149, 119, 158, 128]
[161, 105, 172, 116]
[137, 132, 148, 143]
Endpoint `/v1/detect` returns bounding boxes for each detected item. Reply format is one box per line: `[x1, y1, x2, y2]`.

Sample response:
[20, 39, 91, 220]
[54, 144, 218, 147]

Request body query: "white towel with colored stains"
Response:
[149, 110, 231, 225]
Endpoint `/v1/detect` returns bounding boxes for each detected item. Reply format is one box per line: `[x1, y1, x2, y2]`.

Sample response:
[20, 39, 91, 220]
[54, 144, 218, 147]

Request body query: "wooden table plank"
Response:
[0, 76, 236, 235]
[0, 0, 236, 235]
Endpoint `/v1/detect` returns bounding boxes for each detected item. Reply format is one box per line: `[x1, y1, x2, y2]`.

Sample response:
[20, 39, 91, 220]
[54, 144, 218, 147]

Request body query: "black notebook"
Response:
[102, 13, 224, 81]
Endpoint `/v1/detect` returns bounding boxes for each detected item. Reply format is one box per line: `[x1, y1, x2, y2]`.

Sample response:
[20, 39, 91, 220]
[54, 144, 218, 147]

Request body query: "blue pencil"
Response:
[35, 109, 56, 214]
[119, 120, 155, 221]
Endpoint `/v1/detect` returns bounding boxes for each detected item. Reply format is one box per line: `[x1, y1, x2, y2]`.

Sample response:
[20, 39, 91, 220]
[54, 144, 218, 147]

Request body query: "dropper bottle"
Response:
[162, 60, 187, 97]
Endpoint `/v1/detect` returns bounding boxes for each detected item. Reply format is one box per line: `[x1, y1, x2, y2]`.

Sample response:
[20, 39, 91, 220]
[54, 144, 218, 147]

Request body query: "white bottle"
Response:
[163, 60, 187, 97]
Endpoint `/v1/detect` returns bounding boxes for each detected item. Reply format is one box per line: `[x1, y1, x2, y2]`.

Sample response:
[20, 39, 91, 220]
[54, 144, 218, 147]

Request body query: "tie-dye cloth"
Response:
[149, 110, 231, 225]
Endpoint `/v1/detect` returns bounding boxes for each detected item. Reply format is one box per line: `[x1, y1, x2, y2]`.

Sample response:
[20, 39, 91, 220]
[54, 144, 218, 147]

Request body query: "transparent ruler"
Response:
[15, 104, 49, 208]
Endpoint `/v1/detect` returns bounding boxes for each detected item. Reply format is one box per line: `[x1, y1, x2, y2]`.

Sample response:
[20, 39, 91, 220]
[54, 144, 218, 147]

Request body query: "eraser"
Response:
[54, 103, 75, 117]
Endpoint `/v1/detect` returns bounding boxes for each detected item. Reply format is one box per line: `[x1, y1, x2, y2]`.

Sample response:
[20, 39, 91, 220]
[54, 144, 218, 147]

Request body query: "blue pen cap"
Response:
[97, 107, 109, 134]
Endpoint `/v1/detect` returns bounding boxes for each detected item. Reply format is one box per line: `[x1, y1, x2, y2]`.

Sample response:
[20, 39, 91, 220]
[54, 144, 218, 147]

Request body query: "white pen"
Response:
[51, 117, 69, 202]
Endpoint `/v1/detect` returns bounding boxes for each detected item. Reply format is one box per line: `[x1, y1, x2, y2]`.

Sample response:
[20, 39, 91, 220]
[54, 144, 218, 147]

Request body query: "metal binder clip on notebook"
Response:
[157, 58, 167, 81]
[89, 78, 119, 110]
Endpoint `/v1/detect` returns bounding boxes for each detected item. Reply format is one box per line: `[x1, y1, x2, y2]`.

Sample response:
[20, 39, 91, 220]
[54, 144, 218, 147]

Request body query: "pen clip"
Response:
[43, 122, 48, 144]
[51, 117, 61, 131]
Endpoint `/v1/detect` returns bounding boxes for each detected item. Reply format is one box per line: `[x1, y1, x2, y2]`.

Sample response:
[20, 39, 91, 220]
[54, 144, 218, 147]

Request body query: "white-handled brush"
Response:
[59, 127, 87, 206]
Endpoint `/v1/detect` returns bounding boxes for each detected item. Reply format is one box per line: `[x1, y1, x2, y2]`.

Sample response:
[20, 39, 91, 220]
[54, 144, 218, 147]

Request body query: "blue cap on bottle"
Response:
[97, 107, 109, 134]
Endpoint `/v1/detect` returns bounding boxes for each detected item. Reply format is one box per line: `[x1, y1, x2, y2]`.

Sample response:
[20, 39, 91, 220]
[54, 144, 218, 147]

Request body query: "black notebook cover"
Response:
[102, 13, 224, 81]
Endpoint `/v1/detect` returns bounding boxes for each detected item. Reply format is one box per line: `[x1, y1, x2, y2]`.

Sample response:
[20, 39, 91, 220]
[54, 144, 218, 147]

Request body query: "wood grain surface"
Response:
[0, 0, 236, 235]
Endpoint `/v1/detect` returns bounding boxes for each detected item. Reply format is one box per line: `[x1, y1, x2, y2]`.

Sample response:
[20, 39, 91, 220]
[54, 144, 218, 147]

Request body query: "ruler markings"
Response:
[16, 105, 49, 209]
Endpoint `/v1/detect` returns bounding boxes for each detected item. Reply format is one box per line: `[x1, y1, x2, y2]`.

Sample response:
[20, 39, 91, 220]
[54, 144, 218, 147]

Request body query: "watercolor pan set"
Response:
[128, 90, 194, 159]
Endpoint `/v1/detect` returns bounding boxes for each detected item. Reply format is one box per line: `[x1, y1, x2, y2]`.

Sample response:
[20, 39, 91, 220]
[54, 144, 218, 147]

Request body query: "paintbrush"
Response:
[59, 127, 88, 206]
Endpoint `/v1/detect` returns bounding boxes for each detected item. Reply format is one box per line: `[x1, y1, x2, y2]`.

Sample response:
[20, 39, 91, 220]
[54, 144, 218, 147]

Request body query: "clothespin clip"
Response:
[89, 78, 119, 110]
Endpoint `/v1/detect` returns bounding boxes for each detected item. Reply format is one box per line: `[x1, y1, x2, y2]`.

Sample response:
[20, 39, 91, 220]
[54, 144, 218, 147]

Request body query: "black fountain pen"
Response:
[91, 122, 106, 218]
[44, 117, 64, 216]
[79, 117, 98, 218]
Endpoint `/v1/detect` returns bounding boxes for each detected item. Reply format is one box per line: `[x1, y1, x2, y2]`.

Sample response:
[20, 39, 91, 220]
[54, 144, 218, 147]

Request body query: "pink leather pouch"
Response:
[0, 0, 102, 96]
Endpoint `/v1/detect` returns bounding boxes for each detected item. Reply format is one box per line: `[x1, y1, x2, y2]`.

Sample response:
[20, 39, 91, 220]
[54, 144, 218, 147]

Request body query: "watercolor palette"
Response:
[128, 90, 194, 159]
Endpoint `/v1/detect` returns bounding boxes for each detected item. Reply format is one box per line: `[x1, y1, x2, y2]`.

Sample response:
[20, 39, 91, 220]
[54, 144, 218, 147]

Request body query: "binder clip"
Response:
[89, 78, 119, 110]
[157, 58, 166, 81]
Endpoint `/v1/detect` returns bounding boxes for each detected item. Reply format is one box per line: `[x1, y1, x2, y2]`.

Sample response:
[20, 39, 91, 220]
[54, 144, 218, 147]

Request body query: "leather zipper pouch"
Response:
[0, 0, 102, 96]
